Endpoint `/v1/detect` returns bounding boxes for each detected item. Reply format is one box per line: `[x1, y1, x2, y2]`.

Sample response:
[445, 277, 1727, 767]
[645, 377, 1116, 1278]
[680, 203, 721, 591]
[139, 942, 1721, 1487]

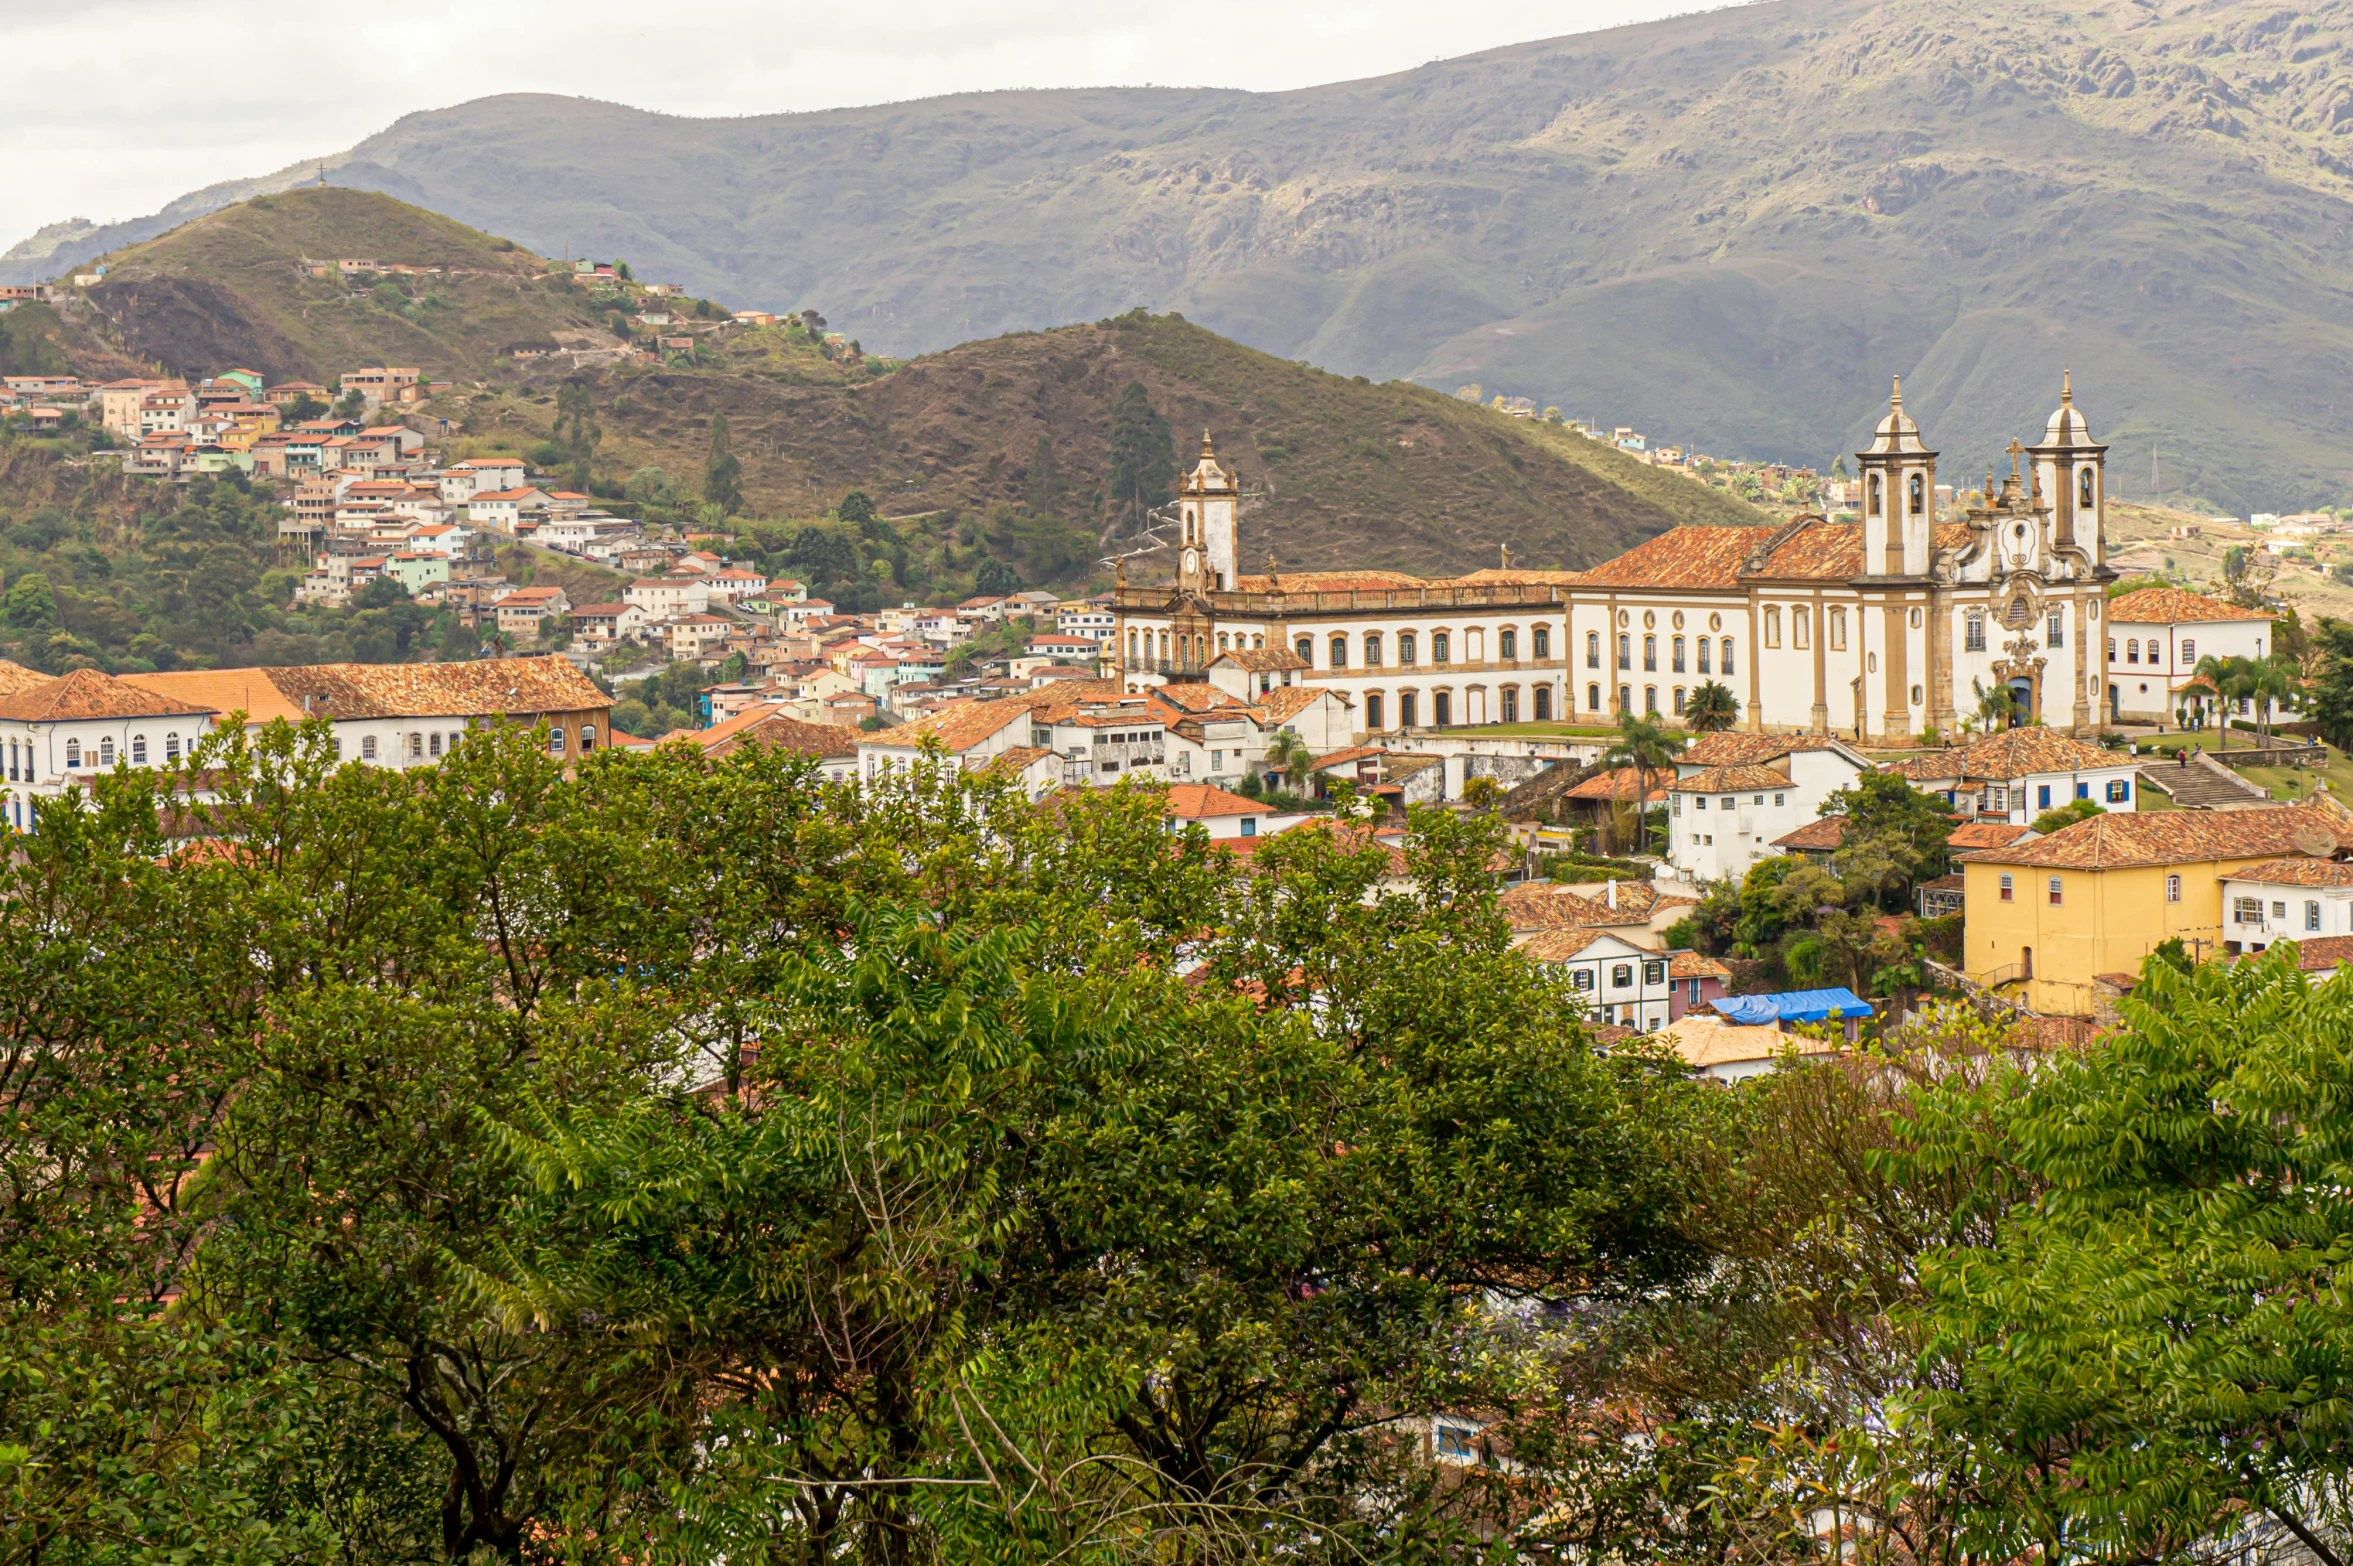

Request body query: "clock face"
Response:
[1183, 548, 1199, 574]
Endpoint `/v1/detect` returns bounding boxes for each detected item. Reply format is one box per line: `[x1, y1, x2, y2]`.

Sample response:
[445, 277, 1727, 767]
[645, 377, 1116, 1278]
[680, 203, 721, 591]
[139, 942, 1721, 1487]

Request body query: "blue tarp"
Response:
[1713, 987, 1876, 1026]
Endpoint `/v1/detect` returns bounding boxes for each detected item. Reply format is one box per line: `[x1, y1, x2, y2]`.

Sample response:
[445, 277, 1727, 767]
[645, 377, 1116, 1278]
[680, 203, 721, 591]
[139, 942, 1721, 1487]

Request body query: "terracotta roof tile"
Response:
[2225, 856, 2353, 887]
[1959, 803, 2350, 870]
[0, 668, 217, 722]
[1165, 783, 1263, 819]
[1440, 567, 1587, 586]
[2271, 935, 2353, 972]
[1772, 815, 1849, 851]
[259, 655, 609, 720]
[1679, 732, 1854, 768]
[1670, 763, 1794, 793]
[1946, 821, 2033, 850]
[1231, 570, 1424, 592]
[1515, 927, 1634, 961]
[1574, 526, 1776, 590]
[1885, 729, 2122, 782]
[1209, 647, 1310, 673]
[1669, 949, 1732, 980]
[0, 660, 52, 698]
[120, 669, 308, 724]
[1564, 766, 1667, 803]
[2107, 587, 2269, 626]
[880, 698, 1034, 752]
[695, 707, 856, 760]
[1500, 879, 1694, 931]
[1253, 685, 1346, 722]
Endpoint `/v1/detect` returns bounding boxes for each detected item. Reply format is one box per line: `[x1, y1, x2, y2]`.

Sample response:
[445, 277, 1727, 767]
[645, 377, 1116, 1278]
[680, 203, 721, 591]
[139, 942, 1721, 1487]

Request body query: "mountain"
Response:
[16, 0, 2353, 513]
[36, 190, 1760, 580]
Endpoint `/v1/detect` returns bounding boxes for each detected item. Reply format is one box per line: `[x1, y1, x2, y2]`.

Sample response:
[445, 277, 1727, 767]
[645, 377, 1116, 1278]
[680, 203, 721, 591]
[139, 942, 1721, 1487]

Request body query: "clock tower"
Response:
[1177, 432, 1237, 596]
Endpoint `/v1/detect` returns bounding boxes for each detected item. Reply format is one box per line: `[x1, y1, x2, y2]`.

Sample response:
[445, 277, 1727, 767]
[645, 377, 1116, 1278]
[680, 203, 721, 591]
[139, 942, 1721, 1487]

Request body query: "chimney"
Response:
[1605, 879, 1618, 910]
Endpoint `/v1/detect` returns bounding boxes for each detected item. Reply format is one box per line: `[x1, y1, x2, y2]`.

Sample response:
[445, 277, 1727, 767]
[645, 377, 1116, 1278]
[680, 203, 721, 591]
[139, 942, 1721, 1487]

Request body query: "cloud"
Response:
[0, 0, 1707, 243]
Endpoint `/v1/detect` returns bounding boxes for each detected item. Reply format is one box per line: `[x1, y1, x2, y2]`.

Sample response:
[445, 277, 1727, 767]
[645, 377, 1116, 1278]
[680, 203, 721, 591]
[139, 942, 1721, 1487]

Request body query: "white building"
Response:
[1163, 782, 1311, 842]
[1884, 728, 2142, 823]
[0, 668, 219, 831]
[439, 458, 529, 505]
[1664, 733, 1869, 884]
[2221, 857, 2353, 951]
[466, 488, 547, 529]
[625, 576, 711, 619]
[2103, 586, 2274, 726]
[1518, 929, 1677, 1031]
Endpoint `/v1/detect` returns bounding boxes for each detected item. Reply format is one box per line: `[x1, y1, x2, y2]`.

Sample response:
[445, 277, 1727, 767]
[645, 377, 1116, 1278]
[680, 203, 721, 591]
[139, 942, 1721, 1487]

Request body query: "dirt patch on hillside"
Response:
[87, 277, 314, 382]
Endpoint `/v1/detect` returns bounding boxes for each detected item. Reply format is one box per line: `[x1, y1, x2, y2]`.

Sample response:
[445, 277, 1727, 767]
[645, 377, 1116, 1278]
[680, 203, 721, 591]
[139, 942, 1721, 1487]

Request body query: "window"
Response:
[1999, 873, 2014, 902]
[2079, 467, 2094, 507]
[1619, 683, 1631, 713]
[1500, 628, 1517, 661]
[1210, 748, 1224, 771]
[1572, 968, 1594, 991]
[1695, 795, 1708, 811]
[1432, 691, 1451, 726]
[2106, 779, 2130, 803]
[1241, 817, 1257, 838]
[1611, 963, 1633, 989]
[1909, 473, 1925, 514]
[407, 732, 424, 759]
[1868, 473, 1882, 515]
[1534, 686, 1551, 721]
[1645, 686, 1658, 714]
[1467, 629, 1484, 662]
[1433, 632, 1451, 665]
[1501, 687, 1518, 723]
[1671, 635, 1686, 672]
[2309, 900, 2323, 932]
[1987, 785, 2008, 813]
[2181, 639, 2195, 663]
[1365, 692, 1384, 731]
[1774, 793, 1785, 806]
[2167, 874, 2182, 903]
[1643, 959, 1666, 984]
[549, 727, 566, 756]
[1721, 637, 1734, 676]
[1618, 633, 1631, 669]
[2275, 901, 2289, 920]
[2048, 877, 2063, 906]
[362, 735, 379, 761]
[98, 738, 114, 768]
[130, 736, 146, 765]
[1643, 635, 1657, 671]
[429, 732, 443, 758]
[164, 733, 179, 762]
[1588, 682, 1602, 711]
[1532, 625, 1550, 658]
[2127, 638, 2139, 663]
[1296, 636, 1314, 664]
[1795, 607, 1813, 649]
[1828, 608, 1846, 651]
[1587, 630, 1601, 668]
[1329, 634, 1348, 669]
[2047, 608, 2064, 648]
[1364, 632, 1382, 666]
[2076, 782, 2089, 801]
[1673, 687, 1686, 715]
[1399, 632, 1417, 666]
[6, 740, 14, 781]
[1965, 610, 1986, 652]
[2235, 896, 2263, 925]
[1764, 606, 1782, 647]
[1400, 690, 1419, 727]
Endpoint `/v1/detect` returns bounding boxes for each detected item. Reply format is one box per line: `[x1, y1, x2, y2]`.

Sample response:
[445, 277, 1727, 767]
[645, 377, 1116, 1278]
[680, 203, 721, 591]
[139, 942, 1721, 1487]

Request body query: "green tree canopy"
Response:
[1106, 380, 1177, 526]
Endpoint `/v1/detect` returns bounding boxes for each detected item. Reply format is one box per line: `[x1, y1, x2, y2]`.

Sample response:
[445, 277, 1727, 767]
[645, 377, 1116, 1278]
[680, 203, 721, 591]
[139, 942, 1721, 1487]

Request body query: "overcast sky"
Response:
[1, 0, 1717, 245]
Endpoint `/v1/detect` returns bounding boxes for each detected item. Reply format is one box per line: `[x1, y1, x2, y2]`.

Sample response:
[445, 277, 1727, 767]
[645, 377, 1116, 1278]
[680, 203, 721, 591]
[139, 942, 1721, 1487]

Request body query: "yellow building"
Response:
[1959, 803, 2353, 1016]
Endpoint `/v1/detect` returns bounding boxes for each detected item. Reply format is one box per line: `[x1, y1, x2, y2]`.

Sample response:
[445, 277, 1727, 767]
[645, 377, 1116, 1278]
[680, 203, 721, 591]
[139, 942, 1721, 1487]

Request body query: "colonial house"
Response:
[2102, 586, 2275, 726]
[1163, 782, 1311, 842]
[439, 458, 529, 505]
[626, 576, 711, 620]
[570, 602, 652, 645]
[0, 666, 219, 831]
[1664, 733, 1870, 884]
[2219, 856, 2353, 951]
[494, 586, 571, 639]
[1883, 728, 2140, 823]
[465, 487, 548, 529]
[678, 705, 860, 783]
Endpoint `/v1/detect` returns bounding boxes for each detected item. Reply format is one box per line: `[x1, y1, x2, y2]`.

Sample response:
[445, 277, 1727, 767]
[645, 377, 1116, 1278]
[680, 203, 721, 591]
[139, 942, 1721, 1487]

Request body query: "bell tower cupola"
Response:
[1856, 376, 1938, 578]
[2027, 371, 2108, 569]
[1177, 431, 1238, 595]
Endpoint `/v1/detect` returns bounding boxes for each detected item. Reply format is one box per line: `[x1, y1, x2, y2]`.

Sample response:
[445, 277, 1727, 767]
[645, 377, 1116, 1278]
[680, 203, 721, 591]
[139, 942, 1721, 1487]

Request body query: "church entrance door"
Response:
[2007, 677, 2035, 726]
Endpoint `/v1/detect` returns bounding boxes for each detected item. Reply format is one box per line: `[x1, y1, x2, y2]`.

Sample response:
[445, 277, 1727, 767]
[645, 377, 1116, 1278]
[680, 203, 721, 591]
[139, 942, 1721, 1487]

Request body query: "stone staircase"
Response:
[2138, 751, 2277, 810]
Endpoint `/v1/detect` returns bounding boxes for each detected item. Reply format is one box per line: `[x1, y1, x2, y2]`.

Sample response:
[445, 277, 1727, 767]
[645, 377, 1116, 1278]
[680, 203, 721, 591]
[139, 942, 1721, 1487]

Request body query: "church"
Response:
[1113, 378, 2113, 742]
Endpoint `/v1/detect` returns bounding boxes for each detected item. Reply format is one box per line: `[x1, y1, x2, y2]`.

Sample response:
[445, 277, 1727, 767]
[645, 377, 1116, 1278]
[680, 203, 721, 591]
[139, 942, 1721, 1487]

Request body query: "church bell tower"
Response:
[1177, 432, 1237, 595]
[1856, 377, 1937, 579]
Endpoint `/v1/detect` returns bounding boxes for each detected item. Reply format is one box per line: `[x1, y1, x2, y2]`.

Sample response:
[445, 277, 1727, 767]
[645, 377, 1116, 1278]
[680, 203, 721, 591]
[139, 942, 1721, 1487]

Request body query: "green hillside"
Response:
[27, 0, 2353, 510]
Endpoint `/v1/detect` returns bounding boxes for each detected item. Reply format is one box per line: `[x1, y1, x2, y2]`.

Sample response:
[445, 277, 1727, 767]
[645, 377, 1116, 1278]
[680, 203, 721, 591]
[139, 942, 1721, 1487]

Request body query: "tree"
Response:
[1601, 710, 1685, 855]
[973, 556, 1018, 594]
[349, 575, 409, 610]
[1106, 380, 1177, 527]
[1, 572, 57, 630]
[1967, 675, 2014, 734]
[837, 490, 876, 526]
[553, 380, 600, 490]
[2029, 796, 2104, 836]
[1023, 434, 1063, 516]
[2307, 616, 2353, 749]
[1264, 728, 1317, 794]
[703, 410, 742, 516]
[625, 464, 681, 510]
[1684, 679, 1739, 732]
[1819, 769, 1958, 907]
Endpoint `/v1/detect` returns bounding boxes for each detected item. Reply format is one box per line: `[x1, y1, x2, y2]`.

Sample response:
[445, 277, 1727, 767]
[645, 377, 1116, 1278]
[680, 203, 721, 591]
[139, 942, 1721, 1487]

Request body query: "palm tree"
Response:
[1264, 729, 1317, 797]
[2193, 654, 2256, 747]
[2250, 653, 2299, 745]
[1684, 680, 1739, 732]
[1601, 710, 1686, 857]
[1966, 677, 2013, 736]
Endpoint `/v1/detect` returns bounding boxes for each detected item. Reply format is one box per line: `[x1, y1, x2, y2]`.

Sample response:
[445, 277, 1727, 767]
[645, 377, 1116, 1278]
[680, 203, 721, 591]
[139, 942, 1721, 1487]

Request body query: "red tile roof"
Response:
[0, 668, 218, 721]
[1670, 763, 1794, 793]
[2106, 587, 2269, 626]
[2225, 856, 2353, 887]
[1165, 783, 1262, 819]
[1564, 766, 1667, 803]
[1772, 815, 1849, 851]
[1959, 803, 2352, 870]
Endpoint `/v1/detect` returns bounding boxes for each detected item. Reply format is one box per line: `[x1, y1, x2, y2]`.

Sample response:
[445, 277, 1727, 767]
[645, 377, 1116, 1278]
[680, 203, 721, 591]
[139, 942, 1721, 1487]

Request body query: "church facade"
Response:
[1115, 380, 2114, 743]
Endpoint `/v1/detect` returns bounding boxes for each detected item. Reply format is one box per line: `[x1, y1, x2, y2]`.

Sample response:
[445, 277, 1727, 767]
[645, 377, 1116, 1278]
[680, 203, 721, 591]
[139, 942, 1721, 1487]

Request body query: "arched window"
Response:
[1720, 638, 1735, 676]
[1534, 686, 1552, 721]
[1366, 692, 1384, 730]
[64, 740, 78, 769]
[2127, 638, 2139, 663]
[98, 738, 114, 768]
[1673, 686, 1686, 715]
[130, 735, 146, 765]
[1432, 691, 1452, 726]
[1432, 631, 1451, 665]
[1828, 608, 1847, 651]
[2079, 467, 2094, 507]
[1127, 630, 1139, 663]
[1697, 637, 1712, 674]
[1644, 686, 1658, 714]
[1329, 634, 1348, 669]
[1216, 632, 1229, 651]
[1399, 691, 1419, 727]
[1588, 682, 1602, 711]
[549, 727, 566, 756]
[1499, 628, 1517, 661]
[429, 732, 443, 758]
[1618, 632, 1632, 669]
[581, 725, 596, 753]
[1252, 634, 1264, 650]
[1965, 609, 1987, 651]
[1671, 635, 1686, 672]
[1908, 474, 1925, 515]
[1399, 632, 1417, 665]
[1501, 686, 1519, 723]
[1643, 635, 1657, 671]
[1793, 607, 1811, 650]
[1764, 607, 1782, 648]
[164, 733, 179, 762]
[1532, 625, 1550, 659]
[1296, 635, 1314, 665]
[363, 735, 379, 761]
[1587, 630, 1601, 668]
[1363, 632, 1383, 666]
[1868, 474, 1882, 516]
